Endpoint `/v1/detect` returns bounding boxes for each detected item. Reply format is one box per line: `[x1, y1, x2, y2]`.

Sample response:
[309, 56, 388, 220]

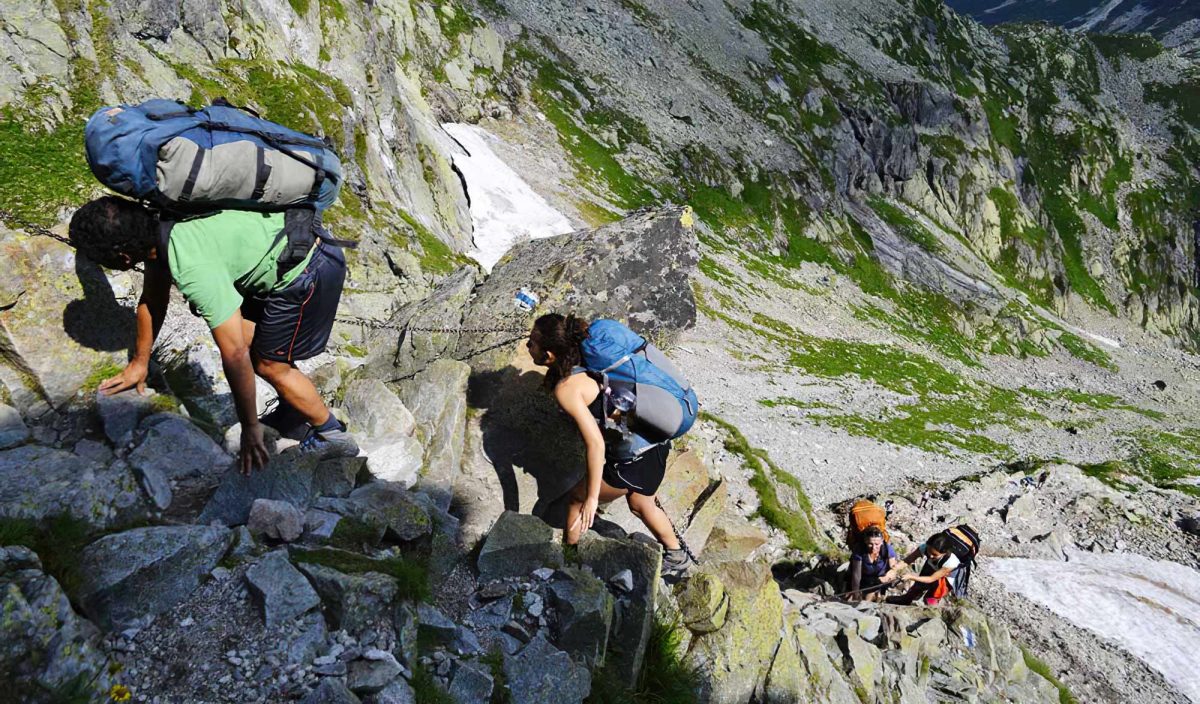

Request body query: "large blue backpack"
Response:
[84, 98, 342, 214]
[581, 320, 699, 451]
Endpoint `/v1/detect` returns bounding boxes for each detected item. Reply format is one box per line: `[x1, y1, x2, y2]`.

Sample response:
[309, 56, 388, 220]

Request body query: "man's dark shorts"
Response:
[244, 243, 345, 362]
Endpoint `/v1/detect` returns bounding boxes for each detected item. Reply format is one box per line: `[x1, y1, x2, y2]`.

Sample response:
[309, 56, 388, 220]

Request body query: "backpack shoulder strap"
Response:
[156, 218, 175, 274]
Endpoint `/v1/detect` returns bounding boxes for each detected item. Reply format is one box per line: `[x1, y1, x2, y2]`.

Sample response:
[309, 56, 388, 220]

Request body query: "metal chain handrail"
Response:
[0, 208, 75, 247]
[334, 315, 528, 335]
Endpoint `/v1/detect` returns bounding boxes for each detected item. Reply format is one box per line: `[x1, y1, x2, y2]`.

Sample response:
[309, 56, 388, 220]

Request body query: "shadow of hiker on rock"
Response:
[63, 249, 136, 353]
[470, 363, 586, 530]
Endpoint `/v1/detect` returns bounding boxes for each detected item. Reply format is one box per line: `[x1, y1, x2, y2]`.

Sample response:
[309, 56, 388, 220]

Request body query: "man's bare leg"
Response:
[252, 355, 330, 426]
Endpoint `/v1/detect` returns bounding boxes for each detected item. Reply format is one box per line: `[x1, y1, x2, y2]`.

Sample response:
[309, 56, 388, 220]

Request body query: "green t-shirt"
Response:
[167, 210, 313, 329]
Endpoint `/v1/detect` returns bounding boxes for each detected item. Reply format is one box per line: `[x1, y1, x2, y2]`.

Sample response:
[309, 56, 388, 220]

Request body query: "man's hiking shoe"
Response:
[298, 421, 359, 460]
[662, 548, 695, 582]
[259, 399, 309, 441]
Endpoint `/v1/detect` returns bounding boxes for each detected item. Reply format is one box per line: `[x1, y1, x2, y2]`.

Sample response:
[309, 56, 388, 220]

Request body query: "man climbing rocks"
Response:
[70, 196, 357, 474]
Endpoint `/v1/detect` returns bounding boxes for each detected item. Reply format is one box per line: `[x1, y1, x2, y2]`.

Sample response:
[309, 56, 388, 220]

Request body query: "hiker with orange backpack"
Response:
[848, 526, 900, 601]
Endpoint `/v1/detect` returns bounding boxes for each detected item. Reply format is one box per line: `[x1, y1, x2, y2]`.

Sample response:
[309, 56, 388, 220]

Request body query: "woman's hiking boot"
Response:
[662, 547, 695, 582]
[298, 420, 359, 459]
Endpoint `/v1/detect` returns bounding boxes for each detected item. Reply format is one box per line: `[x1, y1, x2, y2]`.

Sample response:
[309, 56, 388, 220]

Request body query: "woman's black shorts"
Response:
[245, 243, 346, 363]
[603, 443, 670, 496]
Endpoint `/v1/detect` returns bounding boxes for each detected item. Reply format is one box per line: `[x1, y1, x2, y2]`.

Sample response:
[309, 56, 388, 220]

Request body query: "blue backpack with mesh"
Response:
[580, 320, 699, 449]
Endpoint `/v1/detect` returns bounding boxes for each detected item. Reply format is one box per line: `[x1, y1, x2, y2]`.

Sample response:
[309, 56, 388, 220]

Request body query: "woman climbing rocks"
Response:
[526, 313, 695, 581]
[848, 526, 899, 601]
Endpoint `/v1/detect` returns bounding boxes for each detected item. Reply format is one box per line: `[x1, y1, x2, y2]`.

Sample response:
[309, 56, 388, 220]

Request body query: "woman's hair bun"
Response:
[565, 314, 590, 344]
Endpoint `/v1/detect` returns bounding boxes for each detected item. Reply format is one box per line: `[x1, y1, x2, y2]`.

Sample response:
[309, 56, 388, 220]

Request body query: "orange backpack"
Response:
[848, 499, 889, 547]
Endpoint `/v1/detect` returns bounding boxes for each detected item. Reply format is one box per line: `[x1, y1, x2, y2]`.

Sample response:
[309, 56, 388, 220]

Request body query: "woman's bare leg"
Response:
[625, 491, 681, 550]
[565, 478, 628, 545]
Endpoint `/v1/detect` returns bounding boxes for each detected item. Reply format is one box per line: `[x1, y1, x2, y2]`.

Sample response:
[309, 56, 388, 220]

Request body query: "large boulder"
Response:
[314, 456, 371, 498]
[302, 678, 362, 704]
[459, 207, 700, 371]
[0, 403, 29, 449]
[0, 444, 148, 532]
[0, 230, 131, 415]
[363, 678, 416, 704]
[546, 567, 614, 666]
[362, 267, 477, 382]
[449, 660, 494, 704]
[348, 649, 404, 694]
[296, 561, 399, 635]
[127, 412, 232, 516]
[682, 560, 786, 704]
[127, 413, 232, 482]
[198, 449, 321, 525]
[347, 483, 433, 542]
[76, 524, 232, 630]
[576, 533, 661, 685]
[343, 379, 424, 486]
[477, 511, 563, 581]
[702, 514, 769, 563]
[0, 545, 113, 703]
[95, 388, 156, 445]
[247, 498, 306, 543]
[503, 635, 591, 704]
[397, 358, 471, 512]
[245, 550, 321, 629]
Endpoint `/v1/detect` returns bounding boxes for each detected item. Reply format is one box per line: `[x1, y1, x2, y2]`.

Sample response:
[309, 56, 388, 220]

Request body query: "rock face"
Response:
[503, 635, 592, 704]
[247, 498, 306, 543]
[362, 269, 478, 383]
[343, 379, 424, 487]
[0, 546, 112, 703]
[198, 450, 322, 526]
[477, 512, 564, 581]
[397, 358, 471, 511]
[547, 567, 614, 666]
[245, 550, 320, 629]
[0, 232, 130, 415]
[0, 444, 148, 531]
[460, 207, 701, 371]
[76, 524, 232, 630]
[682, 560, 785, 704]
[0, 403, 29, 449]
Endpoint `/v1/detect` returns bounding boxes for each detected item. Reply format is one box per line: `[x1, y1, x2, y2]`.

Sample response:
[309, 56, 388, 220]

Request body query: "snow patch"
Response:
[1076, 0, 1129, 32]
[442, 123, 574, 271]
[1081, 330, 1121, 349]
[991, 552, 1200, 702]
[983, 0, 1018, 15]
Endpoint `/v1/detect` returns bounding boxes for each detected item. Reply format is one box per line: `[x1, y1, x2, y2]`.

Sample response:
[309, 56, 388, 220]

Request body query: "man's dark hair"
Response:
[926, 532, 953, 554]
[69, 196, 158, 270]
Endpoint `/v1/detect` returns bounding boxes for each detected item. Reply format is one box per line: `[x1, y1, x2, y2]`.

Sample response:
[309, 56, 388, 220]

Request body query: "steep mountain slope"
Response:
[946, 0, 1200, 37]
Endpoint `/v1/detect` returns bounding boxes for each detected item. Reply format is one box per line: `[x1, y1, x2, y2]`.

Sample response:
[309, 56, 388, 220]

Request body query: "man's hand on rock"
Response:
[240, 422, 269, 476]
[99, 360, 148, 396]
